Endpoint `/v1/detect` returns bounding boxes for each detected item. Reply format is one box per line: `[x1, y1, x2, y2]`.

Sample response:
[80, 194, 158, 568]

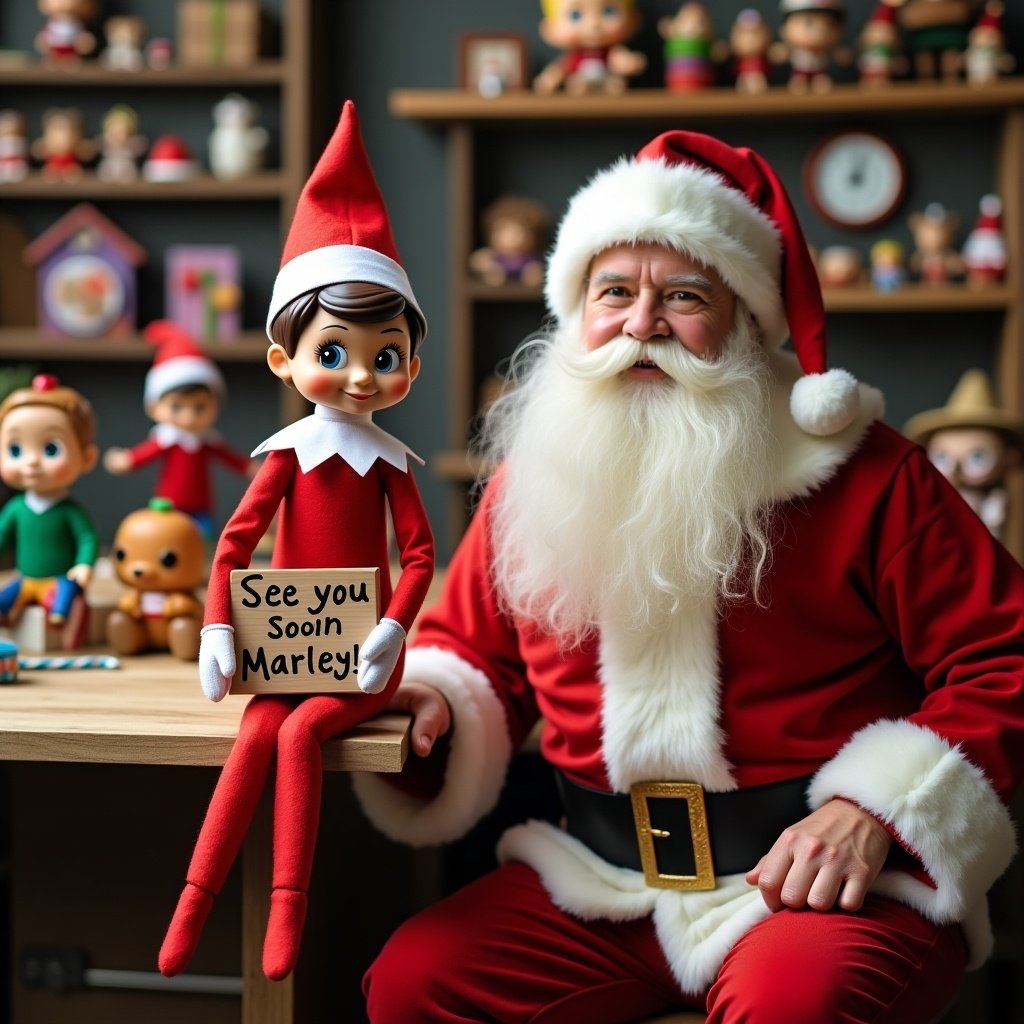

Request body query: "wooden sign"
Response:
[228, 568, 380, 695]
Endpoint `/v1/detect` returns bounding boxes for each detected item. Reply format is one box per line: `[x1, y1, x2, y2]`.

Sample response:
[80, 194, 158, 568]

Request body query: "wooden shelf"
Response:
[0, 170, 287, 200]
[0, 328, 269, 362]
[391, 78, 1024, 125]
[0, 59, 287, 87]
[432, 448, 489, 483]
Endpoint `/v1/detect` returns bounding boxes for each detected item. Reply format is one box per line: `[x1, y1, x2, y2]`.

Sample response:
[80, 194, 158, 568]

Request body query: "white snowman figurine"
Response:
[208, 93, 269, 181]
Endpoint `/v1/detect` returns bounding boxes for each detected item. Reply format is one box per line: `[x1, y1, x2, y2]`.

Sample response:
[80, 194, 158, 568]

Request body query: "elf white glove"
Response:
[358, 617, 406, 695]
[199, 624, 236, 702]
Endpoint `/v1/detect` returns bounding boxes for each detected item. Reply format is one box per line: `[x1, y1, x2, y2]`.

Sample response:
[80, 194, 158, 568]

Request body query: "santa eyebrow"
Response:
[665, 274, 713, 290]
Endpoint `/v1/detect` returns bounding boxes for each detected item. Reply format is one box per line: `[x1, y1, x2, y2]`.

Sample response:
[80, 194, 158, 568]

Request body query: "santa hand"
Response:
[358, 617, 406, 694]
[199, 624, 236, 702]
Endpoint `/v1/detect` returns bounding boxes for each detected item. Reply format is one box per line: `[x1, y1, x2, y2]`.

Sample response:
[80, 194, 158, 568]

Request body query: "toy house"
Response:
[23, 203, 146, 339]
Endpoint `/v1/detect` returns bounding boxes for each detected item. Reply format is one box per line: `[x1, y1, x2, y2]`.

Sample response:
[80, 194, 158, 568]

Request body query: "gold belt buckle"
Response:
[629, 781, 716, 891]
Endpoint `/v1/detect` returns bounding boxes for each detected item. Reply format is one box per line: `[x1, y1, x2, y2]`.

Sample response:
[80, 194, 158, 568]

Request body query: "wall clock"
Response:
[803, 130, 907, 230]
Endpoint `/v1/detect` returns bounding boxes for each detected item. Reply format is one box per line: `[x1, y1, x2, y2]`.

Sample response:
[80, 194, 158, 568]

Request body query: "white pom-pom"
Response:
[790, 368, 861, 436]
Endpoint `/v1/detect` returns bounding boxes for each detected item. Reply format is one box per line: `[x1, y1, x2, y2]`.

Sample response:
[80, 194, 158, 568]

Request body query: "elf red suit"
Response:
[357, 131, 1024, 1021]
[158, 101, 433, 982]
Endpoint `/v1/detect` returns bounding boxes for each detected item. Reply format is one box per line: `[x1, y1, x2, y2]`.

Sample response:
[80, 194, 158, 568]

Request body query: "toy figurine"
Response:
[100, 15, 146, 71]
[962, 194, 1007, 287]
[869, 238, 906, 291]
[0, 375, 98, 649]
[659, 2, 724, 92]
[904, 368, 1024, 542]
[208, 93, 269, 181]
[856, 1, 909, 86]
[158, 101, 434, 983]
[469, 195, 549, 287]
[145, 37, 173, 70]
[106, 498, 205, 660]
[31, 108, 95, 182]
[897, 0, 973, 81]
[35, 0, 98, 62]
[908, 202, 965, 286]
[817, 244, 864, 287]
[95, 105, 147, 183]
[727, 8, 774, 93]
[772, 0, 849, 93]
[103, 320, 251, 539]
[142, 135, 199, 182]
[0, 110, 30, 182]
[533, 0, 647, 95]
[964, 2, 1015, 85]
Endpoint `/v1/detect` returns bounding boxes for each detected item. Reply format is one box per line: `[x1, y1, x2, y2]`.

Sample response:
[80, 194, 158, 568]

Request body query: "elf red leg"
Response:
[159, 694, 295, 976]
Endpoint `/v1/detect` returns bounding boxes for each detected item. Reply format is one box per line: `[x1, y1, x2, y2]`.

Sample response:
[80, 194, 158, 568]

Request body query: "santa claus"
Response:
[359, 131, 1024, 1021]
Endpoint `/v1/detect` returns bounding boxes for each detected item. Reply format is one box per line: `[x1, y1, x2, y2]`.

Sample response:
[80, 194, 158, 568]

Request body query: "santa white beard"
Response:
[482, 309, 777, 647]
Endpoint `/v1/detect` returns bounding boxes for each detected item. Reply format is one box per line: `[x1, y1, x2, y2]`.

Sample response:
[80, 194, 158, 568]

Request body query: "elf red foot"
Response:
[262, 887, 308, 981]
[158, 882, 215, 976]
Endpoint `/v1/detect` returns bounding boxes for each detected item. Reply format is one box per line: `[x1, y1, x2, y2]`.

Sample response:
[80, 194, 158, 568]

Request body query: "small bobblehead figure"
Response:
[103, 320, 251, 539]
[158, 101, 434, 982]
[0, 375, 99, 644]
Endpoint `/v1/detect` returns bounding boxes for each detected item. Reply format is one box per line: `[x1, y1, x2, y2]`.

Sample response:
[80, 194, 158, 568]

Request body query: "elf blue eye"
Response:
[44, 441, 62, 459]
[7, 443, 21, 459]
[374, 348, 401, 374]
[318, 343, 347, 370]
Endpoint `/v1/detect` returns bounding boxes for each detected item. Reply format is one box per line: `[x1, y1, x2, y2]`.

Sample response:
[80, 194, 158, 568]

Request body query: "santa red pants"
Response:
[364, 861, 967, 1023]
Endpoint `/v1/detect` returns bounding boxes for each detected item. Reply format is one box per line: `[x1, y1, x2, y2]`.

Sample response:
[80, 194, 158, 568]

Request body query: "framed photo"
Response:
[458, 32, 528, 96]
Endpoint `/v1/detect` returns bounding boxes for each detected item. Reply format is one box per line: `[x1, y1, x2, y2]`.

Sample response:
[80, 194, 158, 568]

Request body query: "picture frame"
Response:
[458, 32, 528, 96]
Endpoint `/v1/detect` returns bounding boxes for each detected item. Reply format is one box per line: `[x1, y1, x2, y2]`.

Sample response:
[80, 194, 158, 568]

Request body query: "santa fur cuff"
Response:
[351, 646, 512, 845]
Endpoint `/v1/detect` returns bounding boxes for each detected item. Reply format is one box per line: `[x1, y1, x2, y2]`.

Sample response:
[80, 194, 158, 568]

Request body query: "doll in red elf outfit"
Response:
[103, 320, 251, 538]
[158, 101, 434, 982]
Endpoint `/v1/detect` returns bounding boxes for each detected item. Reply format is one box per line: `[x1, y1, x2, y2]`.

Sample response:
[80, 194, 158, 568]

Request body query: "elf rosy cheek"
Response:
[381, 376, 410, 401]
[304, 372, 341, 400]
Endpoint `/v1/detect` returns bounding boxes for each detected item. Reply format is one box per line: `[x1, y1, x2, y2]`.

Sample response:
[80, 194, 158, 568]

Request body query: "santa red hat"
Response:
[265, 100, 426, 343]
[142, 320, 225, 406]
[866, 2, 897, 26]
[974, 2, 1005, 34]
[544, 129, 861, 436]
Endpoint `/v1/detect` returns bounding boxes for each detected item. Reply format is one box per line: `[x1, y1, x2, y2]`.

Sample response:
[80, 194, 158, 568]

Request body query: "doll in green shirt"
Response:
[0, 375, 99, 636]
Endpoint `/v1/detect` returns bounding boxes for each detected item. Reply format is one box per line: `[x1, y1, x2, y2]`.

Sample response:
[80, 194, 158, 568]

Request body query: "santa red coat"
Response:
[353, 355, 1024, 995]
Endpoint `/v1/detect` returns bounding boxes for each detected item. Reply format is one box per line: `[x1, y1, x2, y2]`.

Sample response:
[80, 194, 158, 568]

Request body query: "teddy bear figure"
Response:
[469, 195, 550, 287]
[908, 203, 965, 286]
[106, 498, 206, 660]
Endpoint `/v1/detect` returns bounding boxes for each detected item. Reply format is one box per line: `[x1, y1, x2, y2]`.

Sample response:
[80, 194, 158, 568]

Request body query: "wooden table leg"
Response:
[242, 790, 294, 1024]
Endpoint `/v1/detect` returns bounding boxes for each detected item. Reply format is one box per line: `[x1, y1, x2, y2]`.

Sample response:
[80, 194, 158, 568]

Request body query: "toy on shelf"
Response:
[166, 245, 242, 343]
[726, 8, 774, 93]
[964, 2, 1015, 85]
[143, 135, 200, 182]
[533, 0, 647, 95]
[897, 0, 972, 81]
[145, 36, 173, 69]
[817, 244, 864, 287]
[962, 194, 1007, 287]
[469, 195, 549, 287]
[31, 108, 95, 182]
[23, 202, 146, 338]
[35, 0, 98, 62]
[177, 0, 265, 67]
[100, 15, 145, 70]
[102, 320, 251, 538]
[908, 203, 965, 286]
[158, 100, 434, 984]
[869, 238, 906, 291]
[0, 640, 16, 683]
[904, 368, 1024, 542]
[658, 2, 724, 92]
[208, 94, 269, 181]
[0, 110, 30, 182]
[856, 1, 909, 86]
[772, 0, 849, 93]
[95, 105, 147, 183]
[0, 375, 99, 653]
[106, 498, 206, 660]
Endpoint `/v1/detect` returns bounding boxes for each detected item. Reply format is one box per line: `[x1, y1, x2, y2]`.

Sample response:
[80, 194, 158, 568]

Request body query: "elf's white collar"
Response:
[251, 404, 424, 477]
[24, 490, 66, 514]
[151, 423, 221, 452]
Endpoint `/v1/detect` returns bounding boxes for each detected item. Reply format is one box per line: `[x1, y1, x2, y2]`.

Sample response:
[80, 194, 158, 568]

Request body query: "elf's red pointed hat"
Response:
[545, 129, 862, 436]
[265, 100, 426, 342]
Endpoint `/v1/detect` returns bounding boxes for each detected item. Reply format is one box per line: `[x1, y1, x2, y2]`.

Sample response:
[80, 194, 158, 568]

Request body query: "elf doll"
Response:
[158, 101, 434, 982]
[103, 320, 251, 538]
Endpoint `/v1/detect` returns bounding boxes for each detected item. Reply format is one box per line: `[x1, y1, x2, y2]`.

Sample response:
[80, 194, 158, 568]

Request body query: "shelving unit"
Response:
[389, 80, 1024, 566]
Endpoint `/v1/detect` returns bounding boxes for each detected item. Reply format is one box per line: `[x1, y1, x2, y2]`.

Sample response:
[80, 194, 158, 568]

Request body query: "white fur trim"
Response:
[144, 356, 224, 405]
[545, 157, 786, 346]
[265, 244, 426, 341]
[790, 368, 861, 437]
[809, 718, 1016, 965]
[350, 646, 512, 845]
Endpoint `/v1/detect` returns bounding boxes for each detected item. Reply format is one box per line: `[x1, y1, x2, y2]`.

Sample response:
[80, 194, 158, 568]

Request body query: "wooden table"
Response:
[0, 652, 410, 1024]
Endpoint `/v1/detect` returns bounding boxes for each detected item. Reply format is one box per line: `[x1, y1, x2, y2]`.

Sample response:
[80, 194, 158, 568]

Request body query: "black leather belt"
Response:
[556, 771, 812, 890]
